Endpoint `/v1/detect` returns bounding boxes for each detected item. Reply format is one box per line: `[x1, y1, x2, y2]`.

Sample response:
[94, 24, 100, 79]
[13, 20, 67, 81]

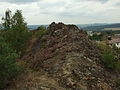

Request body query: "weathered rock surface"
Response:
[7, 22, 120, 90]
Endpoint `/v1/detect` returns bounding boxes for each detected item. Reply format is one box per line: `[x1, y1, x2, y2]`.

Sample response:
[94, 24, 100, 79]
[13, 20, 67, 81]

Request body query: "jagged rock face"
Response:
[20, 22, 119, 90]
[48, 22, 79, 32]
[47, 22, 83, 37]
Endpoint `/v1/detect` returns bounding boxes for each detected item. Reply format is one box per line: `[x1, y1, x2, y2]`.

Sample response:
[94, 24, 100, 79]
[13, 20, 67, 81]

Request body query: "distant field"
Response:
[104, 28, 120, 31]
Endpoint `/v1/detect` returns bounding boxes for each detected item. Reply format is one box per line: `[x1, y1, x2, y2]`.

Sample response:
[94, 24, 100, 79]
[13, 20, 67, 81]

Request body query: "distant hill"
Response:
[77, 23, 108, 29]
[28, 23, 107, 30]
[28, 23, 120, 32]
[82, 23, 120, 31]
[28, 25, 48, 30]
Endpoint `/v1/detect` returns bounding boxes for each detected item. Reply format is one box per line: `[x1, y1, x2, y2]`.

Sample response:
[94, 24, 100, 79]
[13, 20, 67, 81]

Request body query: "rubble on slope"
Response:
[8, 22, 120, 90]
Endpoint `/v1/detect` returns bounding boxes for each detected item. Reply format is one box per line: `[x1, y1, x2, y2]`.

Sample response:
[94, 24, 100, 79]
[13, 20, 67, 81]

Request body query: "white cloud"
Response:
[0, 0, 39, 4]
[0, 0, 120, 24]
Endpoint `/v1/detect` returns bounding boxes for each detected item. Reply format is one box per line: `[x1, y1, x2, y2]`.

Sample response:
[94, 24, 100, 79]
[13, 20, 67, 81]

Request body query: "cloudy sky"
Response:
[0, 0, 120, 25]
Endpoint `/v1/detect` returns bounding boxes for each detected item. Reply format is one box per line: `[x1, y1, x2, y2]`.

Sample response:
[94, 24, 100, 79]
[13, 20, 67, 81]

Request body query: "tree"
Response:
[1, 9, 12, 30]
[1, 9, 32, 54]
[12, 10, 27, 31]
[1, 9, 27, 31]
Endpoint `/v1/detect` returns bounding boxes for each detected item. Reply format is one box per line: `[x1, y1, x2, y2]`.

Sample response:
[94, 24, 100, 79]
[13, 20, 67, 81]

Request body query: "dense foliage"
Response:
[2, 30, 31, 54]
[89, 34, 103, 41]
[100, 44, 120, 70]
[0, 36, 20, 89]
[1, 9, 32, 54]
[0, 9, 31, 89]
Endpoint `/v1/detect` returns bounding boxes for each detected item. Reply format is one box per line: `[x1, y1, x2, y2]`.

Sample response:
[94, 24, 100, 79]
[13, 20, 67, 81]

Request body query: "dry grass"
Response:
[104, 28, 120, 31]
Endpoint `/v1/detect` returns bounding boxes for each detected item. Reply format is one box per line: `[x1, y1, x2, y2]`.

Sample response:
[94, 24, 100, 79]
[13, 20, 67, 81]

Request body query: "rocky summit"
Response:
[8, 22, 120, 90]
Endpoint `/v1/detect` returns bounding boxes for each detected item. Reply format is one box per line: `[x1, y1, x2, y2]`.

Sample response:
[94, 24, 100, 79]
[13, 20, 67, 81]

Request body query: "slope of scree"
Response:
[8, 22, 120, 90]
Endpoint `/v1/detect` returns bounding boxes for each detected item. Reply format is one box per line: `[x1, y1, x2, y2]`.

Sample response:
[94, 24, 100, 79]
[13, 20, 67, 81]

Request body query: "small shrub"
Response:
[116, 79, 120, 87]
[97, 43, 110, 51]
[102, 50, 115, 69]
[115, 61, 120, 71]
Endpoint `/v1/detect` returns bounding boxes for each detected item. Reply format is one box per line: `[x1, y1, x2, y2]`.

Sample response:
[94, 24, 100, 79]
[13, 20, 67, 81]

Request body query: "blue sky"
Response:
[0, 0, 120, 25]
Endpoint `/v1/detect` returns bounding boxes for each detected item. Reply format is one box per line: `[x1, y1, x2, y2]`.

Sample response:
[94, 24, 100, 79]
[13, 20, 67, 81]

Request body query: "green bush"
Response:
[2, 30, 32, 55]
[99, 43, 120, 71]
[115, 61, 120, 70]
[102, 50, 116, 69]
[89, 34, 103, 41]
[0, 36, 21, 89]
[101, 49, 120, 71]
[34, 26, 47, 37]
[116, 79, 120, 87]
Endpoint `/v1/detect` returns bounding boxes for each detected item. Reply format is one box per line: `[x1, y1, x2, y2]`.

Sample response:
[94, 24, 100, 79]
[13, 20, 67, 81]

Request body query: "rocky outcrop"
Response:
[9, 22, 120, 90]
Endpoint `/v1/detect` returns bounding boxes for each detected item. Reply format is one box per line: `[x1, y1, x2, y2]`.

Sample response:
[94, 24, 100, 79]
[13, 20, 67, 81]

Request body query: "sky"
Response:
[0, 0, 120, 25]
